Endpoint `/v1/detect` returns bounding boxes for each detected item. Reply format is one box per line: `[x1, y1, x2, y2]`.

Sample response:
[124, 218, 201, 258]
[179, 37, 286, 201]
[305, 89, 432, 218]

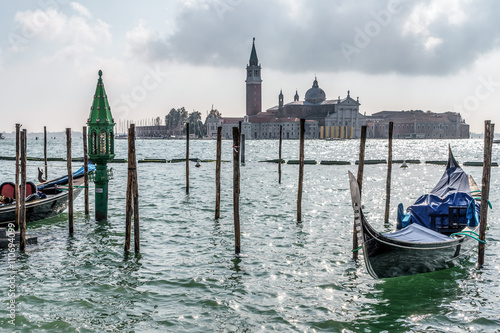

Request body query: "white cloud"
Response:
[70, 2, 91, 18]
[403, 0, 470, 36]
[125, 21, 168, 62]
[10, 7, 111, 64]
[424, 36, 442, 51]
[127, 0, 500, 76]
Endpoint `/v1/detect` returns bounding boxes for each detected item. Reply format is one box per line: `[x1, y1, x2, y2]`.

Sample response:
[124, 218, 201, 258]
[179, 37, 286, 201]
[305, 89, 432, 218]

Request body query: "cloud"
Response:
[9, 6, 111, 64]
[125, 21, 170, 62]
[125, 0, 500, 75]
[70, 2, 91, 18]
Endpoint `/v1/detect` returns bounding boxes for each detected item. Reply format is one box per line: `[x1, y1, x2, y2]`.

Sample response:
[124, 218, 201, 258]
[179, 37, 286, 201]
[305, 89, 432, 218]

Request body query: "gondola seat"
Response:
[0, 181, 37, 200]
[431, 205, 468, 234]
[26, 182, 37, 196]
[0, 182, 16, 199]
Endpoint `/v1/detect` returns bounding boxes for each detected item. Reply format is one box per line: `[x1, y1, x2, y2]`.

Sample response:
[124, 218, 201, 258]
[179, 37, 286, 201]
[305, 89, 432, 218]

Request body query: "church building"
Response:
[208, 39, 364, 140]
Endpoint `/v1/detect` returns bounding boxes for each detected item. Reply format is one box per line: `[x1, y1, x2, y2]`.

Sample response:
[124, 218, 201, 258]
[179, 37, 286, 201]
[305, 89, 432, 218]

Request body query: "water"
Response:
[1, 137, 499, 332]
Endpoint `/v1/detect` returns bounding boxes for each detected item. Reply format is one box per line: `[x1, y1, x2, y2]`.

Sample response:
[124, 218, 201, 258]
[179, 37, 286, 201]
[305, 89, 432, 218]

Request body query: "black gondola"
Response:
[0, 165, 94, 227]
[348, 149, 483, 279]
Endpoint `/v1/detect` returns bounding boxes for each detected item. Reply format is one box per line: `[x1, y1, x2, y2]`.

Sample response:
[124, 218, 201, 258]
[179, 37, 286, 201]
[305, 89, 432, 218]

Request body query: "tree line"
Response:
[164, 107, 221, 138]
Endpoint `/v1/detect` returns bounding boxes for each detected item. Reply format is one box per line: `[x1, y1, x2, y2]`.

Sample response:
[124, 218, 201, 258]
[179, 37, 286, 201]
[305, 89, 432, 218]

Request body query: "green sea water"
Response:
[0, 137, 499, 332]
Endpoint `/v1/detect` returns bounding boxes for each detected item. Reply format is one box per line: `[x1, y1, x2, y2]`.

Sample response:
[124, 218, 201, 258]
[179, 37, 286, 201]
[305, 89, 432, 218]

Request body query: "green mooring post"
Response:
[87, 70, 115, 221]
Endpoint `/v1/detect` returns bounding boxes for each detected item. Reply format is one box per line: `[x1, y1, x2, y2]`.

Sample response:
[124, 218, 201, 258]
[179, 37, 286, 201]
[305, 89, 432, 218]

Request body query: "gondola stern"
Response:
[446, 145, 460, 170]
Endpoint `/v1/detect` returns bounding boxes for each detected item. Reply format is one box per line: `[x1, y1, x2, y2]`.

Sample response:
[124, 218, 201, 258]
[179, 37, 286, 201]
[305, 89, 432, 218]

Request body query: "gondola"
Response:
[0, 164, 95, 227]
[348, 148, 483, 279]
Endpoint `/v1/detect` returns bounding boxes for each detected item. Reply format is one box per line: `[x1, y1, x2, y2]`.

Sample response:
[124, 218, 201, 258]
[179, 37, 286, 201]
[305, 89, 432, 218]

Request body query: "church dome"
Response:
[305, 77, 326, 104]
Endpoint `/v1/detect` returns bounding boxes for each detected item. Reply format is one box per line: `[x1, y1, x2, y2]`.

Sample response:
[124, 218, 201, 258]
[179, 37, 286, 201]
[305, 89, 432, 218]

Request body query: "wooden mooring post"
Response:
[384, 122, 394, 224]
[66, 128, 74, 235]
[279, 125, 282, 184]
[241, 134, 246, 165]
[232, 126, 241, 254]
[297, 119, 305, 222]
[19, 130, 27, 251]
[215, 126, 222, 220]
[44, 126, 48, 180]
[353, 125, 367, 260]
[15, 124, 20, 230]
[477, 120, 494, 268]
[83, 126, 89, 215]
[125, 124, 140, 252]
[186, 122, 189, 195]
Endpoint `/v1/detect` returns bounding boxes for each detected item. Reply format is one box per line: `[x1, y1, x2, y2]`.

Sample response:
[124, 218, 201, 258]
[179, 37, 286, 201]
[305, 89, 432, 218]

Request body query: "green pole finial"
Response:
[98, 70, 102, 77]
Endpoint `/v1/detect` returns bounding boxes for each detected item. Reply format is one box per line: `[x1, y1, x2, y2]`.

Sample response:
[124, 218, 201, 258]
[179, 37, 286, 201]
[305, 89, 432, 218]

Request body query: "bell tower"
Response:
[246, 38, 262, 116]
[278, 90, 284, 111]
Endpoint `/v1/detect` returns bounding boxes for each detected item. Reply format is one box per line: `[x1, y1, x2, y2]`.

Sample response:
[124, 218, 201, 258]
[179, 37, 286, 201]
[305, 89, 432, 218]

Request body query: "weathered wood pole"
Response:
[19, 130, 27, 251]
[186, 122, 189, 194]
[15, 124, 21, 230]
[353, 125, 367, 260]
[125, 128, 133, 252]
[66, 128, 74, 235]
[238, 121, 245, 164]
[384, 122, 394, 224]
[241, 134, 246, 165]
[83, 126, 89, 215]
[125, 124, 139, 252]
[297, 118, 305, 222]
[232, 126, 241, 254]
[279, 125, 282, 184]
[215, 126, 222, 220]
[478, 120, 494, 268]
[133, 139, 140, 253]
[44, 125, 48, 180]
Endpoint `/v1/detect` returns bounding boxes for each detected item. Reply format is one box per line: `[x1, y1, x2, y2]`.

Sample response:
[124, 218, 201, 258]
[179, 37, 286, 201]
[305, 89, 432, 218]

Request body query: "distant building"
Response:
[212, 38, 364, 139]
[365, 110, 469, 139]
[137, 40, 471, 141]
[135, 125, 168, 138]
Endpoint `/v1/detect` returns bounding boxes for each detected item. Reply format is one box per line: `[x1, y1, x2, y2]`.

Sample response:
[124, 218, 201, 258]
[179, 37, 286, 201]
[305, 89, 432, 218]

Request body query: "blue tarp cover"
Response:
[38, 164, 96, 190]
[407, 192, 473, 230]
[383, 223, 451, 242]
[405, 152, 480, 231]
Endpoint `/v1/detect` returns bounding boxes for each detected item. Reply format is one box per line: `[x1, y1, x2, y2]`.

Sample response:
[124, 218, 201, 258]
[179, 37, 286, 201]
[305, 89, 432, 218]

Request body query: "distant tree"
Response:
[188, 111, 206, 137]
[165, 107, 189, 136]
[206, 108, 221, 119]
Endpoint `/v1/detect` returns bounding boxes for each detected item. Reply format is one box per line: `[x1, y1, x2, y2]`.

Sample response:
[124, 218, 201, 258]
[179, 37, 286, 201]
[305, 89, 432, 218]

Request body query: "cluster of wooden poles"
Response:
[14, 125, 90, 251]
[352, 120, 494, 268]
[12, 118, 494, 267]
[14, 124, 140, 254]
[183, 120, 303, 255]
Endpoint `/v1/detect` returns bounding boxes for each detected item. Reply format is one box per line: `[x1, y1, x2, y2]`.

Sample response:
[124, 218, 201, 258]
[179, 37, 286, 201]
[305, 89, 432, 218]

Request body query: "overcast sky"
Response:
[1, 0, 500, 133]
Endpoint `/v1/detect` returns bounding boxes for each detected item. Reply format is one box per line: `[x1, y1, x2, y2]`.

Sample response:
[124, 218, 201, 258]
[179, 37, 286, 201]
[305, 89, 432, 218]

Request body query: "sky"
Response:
[1, 0, 500, 133]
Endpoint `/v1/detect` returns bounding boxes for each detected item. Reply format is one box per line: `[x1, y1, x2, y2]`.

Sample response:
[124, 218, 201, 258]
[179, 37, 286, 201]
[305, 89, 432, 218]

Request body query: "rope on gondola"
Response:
[450, 232, 487, 244]
[471, 190, 493, 209]
[472, 197, 493, 209]
[57, 185, 88, 189]
[352, 245, 362, 252]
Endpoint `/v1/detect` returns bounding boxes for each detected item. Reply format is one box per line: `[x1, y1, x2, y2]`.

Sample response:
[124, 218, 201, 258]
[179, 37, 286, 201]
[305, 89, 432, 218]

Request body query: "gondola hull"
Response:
[359, 211, 477, 278]
[0, 167, 90, 228]
[348, 148, 483, 279]
[0, 186, 83, 227]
